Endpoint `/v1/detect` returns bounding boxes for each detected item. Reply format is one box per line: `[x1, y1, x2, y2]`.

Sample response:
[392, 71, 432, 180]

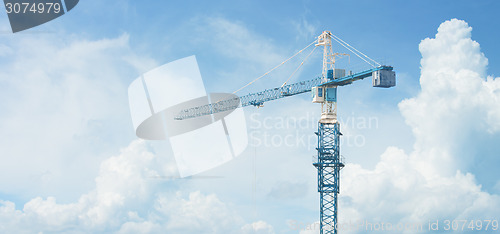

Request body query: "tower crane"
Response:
[175, 31, 396, 234]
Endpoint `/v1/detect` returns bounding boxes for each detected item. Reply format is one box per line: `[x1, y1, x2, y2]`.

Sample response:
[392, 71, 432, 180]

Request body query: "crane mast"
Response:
[314, 31, 344, 234]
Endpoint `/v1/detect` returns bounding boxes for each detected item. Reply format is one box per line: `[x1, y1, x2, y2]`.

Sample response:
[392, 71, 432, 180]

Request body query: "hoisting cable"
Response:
[211, 39, 318, 105]
[230, 39, 318, 95]
[331, 36, 374, 67]
[332, 34, 380, 67]
[281, 45, 317, 87]
[331, 34, 381, 67]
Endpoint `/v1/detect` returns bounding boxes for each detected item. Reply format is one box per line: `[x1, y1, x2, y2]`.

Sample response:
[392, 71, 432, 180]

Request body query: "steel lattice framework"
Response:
[175, 77, 322, 120]
[314, 122, 344, 233]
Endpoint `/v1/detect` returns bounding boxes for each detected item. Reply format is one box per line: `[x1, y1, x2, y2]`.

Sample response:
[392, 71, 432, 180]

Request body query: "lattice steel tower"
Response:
[312, 31, 345, 234]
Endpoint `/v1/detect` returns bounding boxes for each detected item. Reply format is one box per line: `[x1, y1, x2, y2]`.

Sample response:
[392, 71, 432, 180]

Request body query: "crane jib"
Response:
[174, 65, 395, 120]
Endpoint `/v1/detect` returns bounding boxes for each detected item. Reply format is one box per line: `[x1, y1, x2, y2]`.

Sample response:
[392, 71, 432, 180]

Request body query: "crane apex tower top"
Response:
[314, 31, 341, 124]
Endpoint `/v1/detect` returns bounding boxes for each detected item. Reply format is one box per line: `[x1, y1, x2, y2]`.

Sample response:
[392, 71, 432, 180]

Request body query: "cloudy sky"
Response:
[0, 0, 499, 233]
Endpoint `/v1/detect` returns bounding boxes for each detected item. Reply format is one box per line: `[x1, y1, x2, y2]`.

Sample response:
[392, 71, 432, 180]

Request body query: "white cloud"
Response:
[117, 221, 160, 234]
[298, 221, 320, 234]
[0, 33, 156, 200]
[0, 30, 247, 232]
[0, 140, 249, 233]
[241, 220, 275, 234]
[292, 18, 318, 41]
[0, 17, 282, 233]
[155, 190, 244, 233]
[0, 140, 155, 232]
[341, 148, 499, 227]
[332, 19, 500, 233]
[400, 19, 500, 173]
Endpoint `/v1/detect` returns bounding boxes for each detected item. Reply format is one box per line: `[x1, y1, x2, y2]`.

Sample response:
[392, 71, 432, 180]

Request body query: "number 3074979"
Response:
[5, 2, 61, 14]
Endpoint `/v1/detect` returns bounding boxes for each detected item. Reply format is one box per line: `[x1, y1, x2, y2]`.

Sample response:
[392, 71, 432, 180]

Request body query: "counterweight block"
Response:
[372, 69, 396, 88]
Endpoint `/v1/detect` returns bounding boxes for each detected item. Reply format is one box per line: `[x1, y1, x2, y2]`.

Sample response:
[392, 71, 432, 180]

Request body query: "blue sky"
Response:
[0, 0, 499, 233]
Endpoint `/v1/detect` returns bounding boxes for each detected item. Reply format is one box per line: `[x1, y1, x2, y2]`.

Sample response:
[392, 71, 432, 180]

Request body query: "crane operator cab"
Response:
[311, 69, 342, 103]
[312, 86, 337, 103]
